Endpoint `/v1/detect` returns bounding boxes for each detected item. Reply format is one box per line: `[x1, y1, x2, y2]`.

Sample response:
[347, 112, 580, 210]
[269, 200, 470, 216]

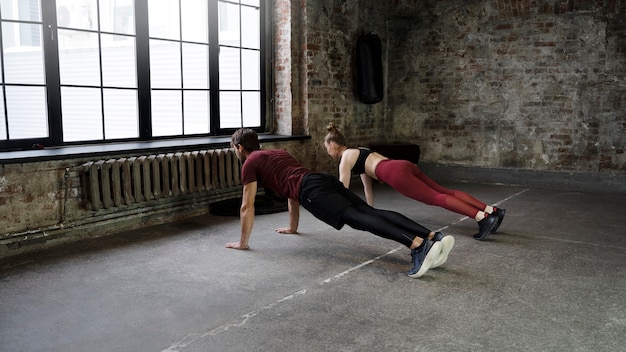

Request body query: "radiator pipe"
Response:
[60, 165, 86, 225]
[60, 167, 69, 225]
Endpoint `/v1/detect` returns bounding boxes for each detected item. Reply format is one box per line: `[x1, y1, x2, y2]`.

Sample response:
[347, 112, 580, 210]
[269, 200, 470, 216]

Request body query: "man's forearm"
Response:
[238, 205, 255, 248]
[288, 198, 300, 232]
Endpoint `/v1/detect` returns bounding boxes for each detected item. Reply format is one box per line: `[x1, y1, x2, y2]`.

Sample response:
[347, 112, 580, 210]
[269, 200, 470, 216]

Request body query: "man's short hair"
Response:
[231, 128, 260, 151]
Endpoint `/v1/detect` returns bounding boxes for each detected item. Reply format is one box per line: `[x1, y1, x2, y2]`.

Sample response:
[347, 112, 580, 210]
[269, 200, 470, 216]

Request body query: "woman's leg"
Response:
[377, 162, 499, 240]
[379, 161, 482, 218]
[416, 170, 489, 212]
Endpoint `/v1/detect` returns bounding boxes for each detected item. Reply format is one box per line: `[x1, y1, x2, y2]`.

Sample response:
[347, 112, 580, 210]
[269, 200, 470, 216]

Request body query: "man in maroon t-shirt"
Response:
[225, 128, 455, 278]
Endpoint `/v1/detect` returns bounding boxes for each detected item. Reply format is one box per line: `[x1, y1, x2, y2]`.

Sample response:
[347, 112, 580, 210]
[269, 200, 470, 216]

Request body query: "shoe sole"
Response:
[474, 215, 497, 240]
[408, 241, 442, 278]
[431, 235, 455, 268]
[491, 209, 506, 233]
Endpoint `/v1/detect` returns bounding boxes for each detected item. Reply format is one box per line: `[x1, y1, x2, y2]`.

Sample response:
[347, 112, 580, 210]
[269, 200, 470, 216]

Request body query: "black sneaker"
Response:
[431, 233, 454, 268]
[473, 213, 497, 240]
[490, 208, 506, 233]
[407, 240, 442, 278]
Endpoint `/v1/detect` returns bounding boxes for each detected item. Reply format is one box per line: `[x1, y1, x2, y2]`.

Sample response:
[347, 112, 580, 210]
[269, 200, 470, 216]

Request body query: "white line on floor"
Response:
[160, 188, 529, 352]
[160, 290, 308, 352]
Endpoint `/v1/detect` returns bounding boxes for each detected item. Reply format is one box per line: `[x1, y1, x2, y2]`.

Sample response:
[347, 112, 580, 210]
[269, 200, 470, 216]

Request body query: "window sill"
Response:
[0, 134, 311, 164]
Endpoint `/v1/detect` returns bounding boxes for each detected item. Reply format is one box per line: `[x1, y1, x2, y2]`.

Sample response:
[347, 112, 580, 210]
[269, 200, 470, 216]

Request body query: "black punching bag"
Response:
[356, 33, 383, 104]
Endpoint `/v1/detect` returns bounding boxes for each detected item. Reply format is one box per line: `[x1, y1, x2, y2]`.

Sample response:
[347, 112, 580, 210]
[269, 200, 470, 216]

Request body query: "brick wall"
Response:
[300, 0, 389, 173]
[385, 0, 626, 172]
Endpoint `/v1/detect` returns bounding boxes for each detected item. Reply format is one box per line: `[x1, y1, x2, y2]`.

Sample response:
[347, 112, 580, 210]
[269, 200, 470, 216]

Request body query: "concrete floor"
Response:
[1, 182, 625, 352]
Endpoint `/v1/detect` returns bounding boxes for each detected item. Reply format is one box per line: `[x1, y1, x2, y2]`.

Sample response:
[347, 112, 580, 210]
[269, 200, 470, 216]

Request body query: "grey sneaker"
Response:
[431, 233, 455, 268]
[407, 240, 442, 278]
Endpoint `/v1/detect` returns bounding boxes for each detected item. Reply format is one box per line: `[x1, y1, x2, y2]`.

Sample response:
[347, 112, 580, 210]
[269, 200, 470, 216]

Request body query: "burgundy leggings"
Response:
[375, 159, 487, 219]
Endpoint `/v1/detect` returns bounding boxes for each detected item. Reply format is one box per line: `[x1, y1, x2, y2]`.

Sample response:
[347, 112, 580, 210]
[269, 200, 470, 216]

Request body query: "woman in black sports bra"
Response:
[324, 122, 505, 241]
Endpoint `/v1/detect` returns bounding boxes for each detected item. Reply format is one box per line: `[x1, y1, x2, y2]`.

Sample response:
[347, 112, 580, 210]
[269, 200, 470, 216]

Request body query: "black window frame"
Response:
[0, 0, 266, 152]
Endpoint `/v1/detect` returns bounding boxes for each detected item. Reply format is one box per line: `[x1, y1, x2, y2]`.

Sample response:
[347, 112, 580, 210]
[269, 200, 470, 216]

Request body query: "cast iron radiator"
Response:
[80, 148, 242, 211]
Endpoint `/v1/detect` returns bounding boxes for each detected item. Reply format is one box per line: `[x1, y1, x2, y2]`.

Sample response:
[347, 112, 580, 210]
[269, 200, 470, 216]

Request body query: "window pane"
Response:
[182, 43, 208, 89]
[241, 0, 259, 6]
[241, 49, 259, 90]
[1, 0, 41, 21]
[183, 91, 209, 134]
[181, 0, 208, 43]
[2, 23, 44, 84]
[242, 91, 260, 127]
[5, 86, 47, 139]
[151, 90, 182, 136]
[103, 89, 138, 139]
[57, 0, 98, 30]
[58, 29, 100, 86]
[99, 0, 135, 35]
[150, 39, 181, 88]
[61, 87, 103, 142]
[219, 2, 239, 47]
[241, 6, 259, 49]
[148, 0, 179, 40]
[219, 46, 240, 90]
[219, 91, 241, 128]
[101, 34, 137, 87]
[0, 94, 5, 139]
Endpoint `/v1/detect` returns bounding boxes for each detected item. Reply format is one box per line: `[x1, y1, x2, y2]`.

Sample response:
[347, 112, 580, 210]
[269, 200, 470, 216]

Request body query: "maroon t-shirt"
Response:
[241, 149, 310, 201]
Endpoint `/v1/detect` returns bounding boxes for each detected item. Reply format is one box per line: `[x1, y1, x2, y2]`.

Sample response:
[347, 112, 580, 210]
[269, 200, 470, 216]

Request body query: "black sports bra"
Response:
[351, 148, 372, 175]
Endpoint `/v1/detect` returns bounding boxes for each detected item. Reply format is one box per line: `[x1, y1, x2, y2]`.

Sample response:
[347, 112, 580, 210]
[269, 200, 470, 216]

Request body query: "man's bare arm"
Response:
[276, 198, 300, 234]
[226, 181, 257, 249]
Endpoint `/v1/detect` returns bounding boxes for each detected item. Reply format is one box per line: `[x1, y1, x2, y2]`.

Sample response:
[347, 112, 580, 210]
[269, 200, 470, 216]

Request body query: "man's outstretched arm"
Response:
[226, 181, 257, 250]
[276, 198, 300, 234]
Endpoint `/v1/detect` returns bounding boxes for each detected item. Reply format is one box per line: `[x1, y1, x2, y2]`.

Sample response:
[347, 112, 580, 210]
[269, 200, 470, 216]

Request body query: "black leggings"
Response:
[300, 173, 431, 248]
[342, 202, 431, 248]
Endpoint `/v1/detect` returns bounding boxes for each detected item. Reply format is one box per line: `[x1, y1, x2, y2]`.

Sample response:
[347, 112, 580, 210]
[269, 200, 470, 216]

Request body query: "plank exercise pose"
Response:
[323, 122, 505, 240]
[226, 128, 455, 278]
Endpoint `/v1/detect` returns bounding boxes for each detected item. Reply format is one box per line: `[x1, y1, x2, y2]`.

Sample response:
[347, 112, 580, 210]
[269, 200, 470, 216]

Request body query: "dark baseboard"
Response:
[418, 162, 626, 195]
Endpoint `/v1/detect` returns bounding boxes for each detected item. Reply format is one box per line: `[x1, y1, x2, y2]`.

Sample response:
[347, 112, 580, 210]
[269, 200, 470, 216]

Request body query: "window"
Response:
[0, 0, 265, 151]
